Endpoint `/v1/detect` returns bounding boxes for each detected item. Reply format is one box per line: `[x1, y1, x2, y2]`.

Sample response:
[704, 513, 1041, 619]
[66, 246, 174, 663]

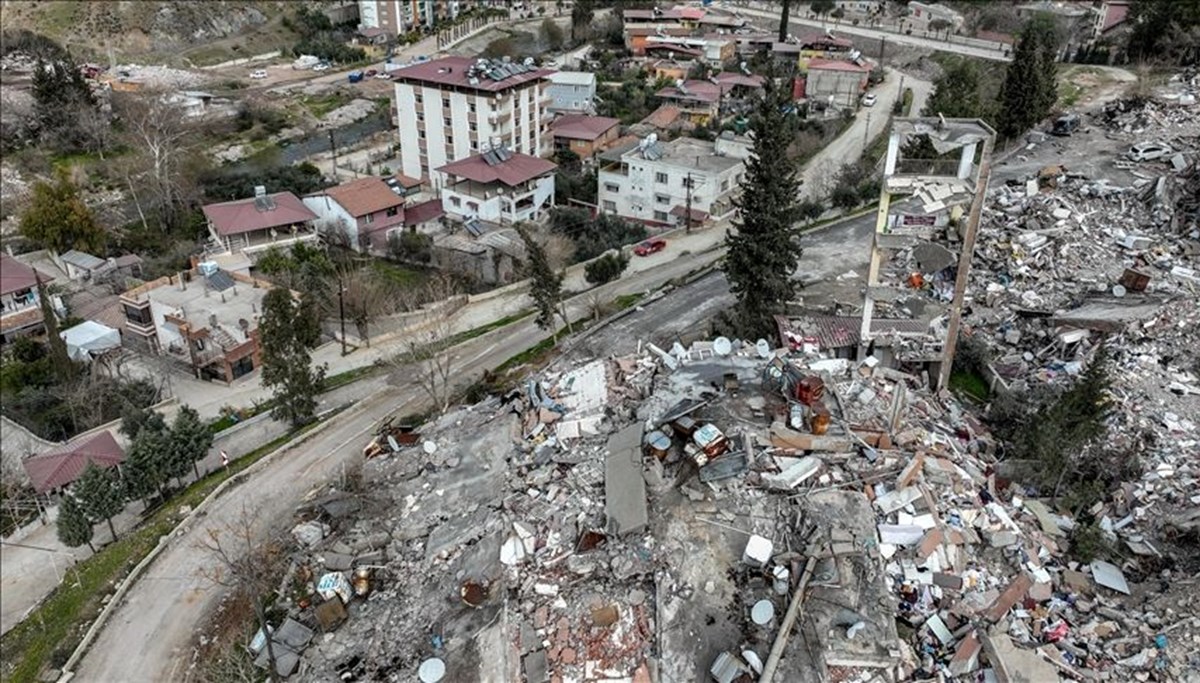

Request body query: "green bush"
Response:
[549, 207, 646, 263]
[388, 230, 433, 263]
[584, 252, 629, 285]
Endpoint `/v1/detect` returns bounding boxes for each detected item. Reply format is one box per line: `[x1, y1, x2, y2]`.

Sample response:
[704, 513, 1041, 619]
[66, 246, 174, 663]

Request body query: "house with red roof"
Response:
[201, 188, 319, 263]
[303, 176, 407, 253]
[550, 115, 621, 160]
[435, 148, 557, 225]
[1, 252, 55, 343]
[804, 58, 872, 108]
[22, 430, 125, 495]
[655, 79, 723, 124]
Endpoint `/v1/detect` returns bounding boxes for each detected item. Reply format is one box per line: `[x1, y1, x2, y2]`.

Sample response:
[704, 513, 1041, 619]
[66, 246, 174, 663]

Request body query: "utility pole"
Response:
[862, 111, 872, 153]
[337, 276, 347, 356]
[684, 172, 693, 234]
[328, 128, 338, 182]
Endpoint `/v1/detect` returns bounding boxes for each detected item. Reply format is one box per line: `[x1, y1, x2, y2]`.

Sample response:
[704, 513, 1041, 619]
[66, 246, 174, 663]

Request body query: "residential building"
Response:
[202, 189, 320, 263]
[597, 136, 744, 228]
[545, 71, 596, 114]
[1, 253, 54, 343]
[1094, 0, 1131, 39]
[643, 35, 734, 65]
[391, 56, 553, 182]
[550, 115, 620, 160]
[906, 2, 965, 31]
[625, 26, 693, 55]
[22, 430, 125, 495]
[435, 148, 557, 224]
[403, 198, 447, 234]
[803, 58, 872, 108]
[733, 32, 855, 61]
[56, 250, 112, 281]
[432, 222, 526, 285]
[650, 59, 691, 82]
[655, 80, 722, 124]
[359, 0, 468, 34]
[834, 0, 885, 15]
[303, 176, 407, 253]
[120, 264, 277, 384]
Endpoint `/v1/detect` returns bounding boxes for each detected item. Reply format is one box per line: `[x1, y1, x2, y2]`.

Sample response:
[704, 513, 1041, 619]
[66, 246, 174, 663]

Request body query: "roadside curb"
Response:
[57, 401, 362, 680]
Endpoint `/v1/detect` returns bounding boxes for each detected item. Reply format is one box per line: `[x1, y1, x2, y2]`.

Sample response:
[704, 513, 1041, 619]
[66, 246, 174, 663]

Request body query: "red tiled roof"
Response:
[390, 56, 551, 92]
[641, 105, 682, 129]
[714, 72, 765, 90]
[22, 430, 125, 494]
[797, 32, 855, 49]
[202, 192, 317, 236]
[623, 8, 684, 21]
[807, 58, 871, 73]
[644, 44, 705, 58]
[1102, 1, 1130, 32]
[670, 205, 710, 223]
[626, 26, 692, 37]
[323, 177, 404, 218]
[675, 6, 707, 20]
[395, 173, 422, 189]
[551, 115, 620, 141]
[656, 80, 722, 104]
[437, 152, 557, 187]
[1, 253, 54, 296]
[404, 198, 445, 226]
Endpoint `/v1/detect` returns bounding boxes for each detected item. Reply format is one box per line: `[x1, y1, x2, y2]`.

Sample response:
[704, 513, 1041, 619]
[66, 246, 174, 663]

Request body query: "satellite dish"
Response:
[418, 658, 446, 682]
[1112, 284, 1126, 298]
[755, 339, 771, 358]
[714, 337, 732, 357]
[423, 441, 438, 454]
[751, 599, 775, 625]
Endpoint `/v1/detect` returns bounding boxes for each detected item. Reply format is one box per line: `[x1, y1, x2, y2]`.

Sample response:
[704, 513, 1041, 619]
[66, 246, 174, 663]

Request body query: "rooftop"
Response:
[609, 136, 744, 174]
[550, 114, 620, 141]
[656, 79, 722, 104]
[320, 177, 405, 218]
[202, 192, 317, 236]
[547, 71, 596, 87]
[437, 149, 557, 187]
[0, 253, 53, 296]
[390, 56, 551, 93]
[122, 267, 275, 345]
[806, 58, 871, 73]
[22, 430, 124, 494]
[404, 198, 445, 227]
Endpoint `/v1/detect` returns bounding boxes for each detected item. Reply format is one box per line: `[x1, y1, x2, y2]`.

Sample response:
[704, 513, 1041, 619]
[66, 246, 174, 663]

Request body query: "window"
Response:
[602, 200, 616, 212]
[386, 206, 399, 217]
[471, 141, 478, 150]
[419, 130, 426, 139]
[469, 102, 476, 113]
[447, 134, 454, 144]
[655, 172, 668, 184]
[415, 93, 423, 104]
[682, 176, 694, 188]
[444, 117, 451, 126]
[442, 96, 450, 108]
[451, 196, 462, 207]
[123, 304, 152, 326]
[469, 122, 477, 132]
[654, 210, 669, 222]
[417, 113, 424, 122]
[604, 183, 620, 193]
[721, 179, 729, 191]
[655, 194, 670, 205]
[364, 213, 374, 224]
[466, 201, 479, 212]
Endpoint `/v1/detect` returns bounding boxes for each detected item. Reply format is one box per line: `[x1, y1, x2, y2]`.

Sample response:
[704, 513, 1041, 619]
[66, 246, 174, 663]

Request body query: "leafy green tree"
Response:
[169, 405, 212, 481]
[36, 274, 74, 381]
[516, 225, 566, 336]
[811, 0, 836, 18]
[19, 168, 106, 254]
[571, 0, 596, 42]
[922, 59, 987, 119]
[123, 423, 170, 507]
[584, 252, 629, 285]
[1126, 0, 1200, 65]
[30, 56, 98, 152]
[540, 18, 565, 50]
[723, 76, 804, 337]
[74, 464, 124, 542]
[57, 494, 94, 552]
[997, 15, 1061, 140]
[260, 289, 326, 427]
[119, 405, 166, 441]
[779, 0, 792, 42]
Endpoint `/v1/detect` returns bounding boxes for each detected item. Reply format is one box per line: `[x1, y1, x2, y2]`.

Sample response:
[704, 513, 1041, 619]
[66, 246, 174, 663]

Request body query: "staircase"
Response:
[208, 324, 239, 351]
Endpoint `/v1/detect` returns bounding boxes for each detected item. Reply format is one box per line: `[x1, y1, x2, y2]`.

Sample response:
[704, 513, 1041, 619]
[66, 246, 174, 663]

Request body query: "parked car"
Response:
[374, 71, 392, 79]
[249, 69, 268, 79]
[1127, 142, 1174, 162]
[861, 93, 877, 107]
[348, 70, 364, 83]
[634, 238, 667, 256]
[313, 62, 331, 72]
[365, 69, 378, 77]
[1050, 113, 1080, 136]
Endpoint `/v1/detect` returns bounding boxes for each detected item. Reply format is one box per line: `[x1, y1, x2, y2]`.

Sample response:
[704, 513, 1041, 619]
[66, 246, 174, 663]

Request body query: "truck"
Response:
[348, 70, 363, 84]
[292, 54, 320, 70]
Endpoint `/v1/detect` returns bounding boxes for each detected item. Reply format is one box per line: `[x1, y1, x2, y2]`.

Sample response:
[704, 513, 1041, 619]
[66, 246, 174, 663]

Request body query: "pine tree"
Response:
[169, 405, 213, 481]
[35, 272, 74, 381]
[922, 59, 986, 120]
[124, 423, 169, 508]
[57, 494, 95, 552]
[119, 405, 166, 440]
[19, 167, 106, 254]
[722, 75, 804, 338]
[997, 15, 1061, 140]
[74, 464, 124, 542]
[516, 225, 566, 337]
[260, 289, 327, 427]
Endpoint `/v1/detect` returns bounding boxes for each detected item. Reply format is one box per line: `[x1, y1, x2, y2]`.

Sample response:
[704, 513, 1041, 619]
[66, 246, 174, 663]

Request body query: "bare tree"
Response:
[333, 267, 395, 347]
[114, 91, 195, 231]
[542, 233, 576, 271]
[394, 318, 457, 413]
[195, 504, 286, 683]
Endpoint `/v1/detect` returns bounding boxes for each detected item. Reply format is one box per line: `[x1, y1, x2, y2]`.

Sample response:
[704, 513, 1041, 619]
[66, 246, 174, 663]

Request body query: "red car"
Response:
[634, 238, 667, 256]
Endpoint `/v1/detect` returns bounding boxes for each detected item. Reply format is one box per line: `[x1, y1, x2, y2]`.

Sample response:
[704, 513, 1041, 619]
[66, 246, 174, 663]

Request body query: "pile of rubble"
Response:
[227, 318, 1197, 682]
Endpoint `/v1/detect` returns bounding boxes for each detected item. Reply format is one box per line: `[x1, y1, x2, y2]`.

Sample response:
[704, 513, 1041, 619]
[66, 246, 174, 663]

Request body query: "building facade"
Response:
[435, 149, 557, 224]
[201, 189, 320, 264]
[597, 136, 744, 228]
[302, 176, 407, 253]
[550, 115, 620, 160]
[545, 71, 596, 114]
[392, 56, 553, 182]
[0, 253, 53, 344]
[359, 0, 470, 34]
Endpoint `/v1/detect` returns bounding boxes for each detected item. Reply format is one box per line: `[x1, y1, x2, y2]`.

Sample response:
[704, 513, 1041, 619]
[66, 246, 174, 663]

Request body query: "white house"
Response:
[435, 147, 557, 224]
[302, 176, 407, 253]
[597, 135, 744, 228]
[391, 56, 553, 182]
[545, 71, 596, 114]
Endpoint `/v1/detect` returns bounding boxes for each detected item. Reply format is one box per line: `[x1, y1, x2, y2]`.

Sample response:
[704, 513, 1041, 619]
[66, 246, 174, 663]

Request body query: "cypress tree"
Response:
[260, 289, 326, 427]
[74, 464, 124, 542]
[516, 225, 565, 337]
[57, 494, 95, 552]
[124, 422, 170, 507]
[997, 15, 1061, 140]
[723, 75, 804, 338]
[169, 405, 213, 481]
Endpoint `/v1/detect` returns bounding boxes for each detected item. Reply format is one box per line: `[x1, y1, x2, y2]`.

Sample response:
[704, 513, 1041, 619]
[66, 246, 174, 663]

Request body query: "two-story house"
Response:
[435, 147, 557, 224]
[303, 176, 407, 253]
[120, 264, 277, 384]
[550, 115, 620, 161]
[545, 71, 597, 115]
[1, 253, 55, 344]
[202, 188, 320, 264]
[390, 56, 553, 182]
[597, 135, 744, 228]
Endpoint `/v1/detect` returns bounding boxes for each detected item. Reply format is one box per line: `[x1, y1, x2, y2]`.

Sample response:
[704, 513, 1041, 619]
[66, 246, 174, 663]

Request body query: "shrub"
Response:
[584, 252, 628, 285]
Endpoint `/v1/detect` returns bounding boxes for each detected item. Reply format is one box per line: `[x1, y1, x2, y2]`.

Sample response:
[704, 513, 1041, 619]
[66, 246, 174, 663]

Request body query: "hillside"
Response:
[0, 0, 325, 66]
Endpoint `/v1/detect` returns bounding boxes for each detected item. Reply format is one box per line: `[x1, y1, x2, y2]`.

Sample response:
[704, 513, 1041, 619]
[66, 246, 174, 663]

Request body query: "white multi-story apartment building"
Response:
[597, 136, 746, 228]
[359, 0, 473, 34]
[392, 56, 553, 182]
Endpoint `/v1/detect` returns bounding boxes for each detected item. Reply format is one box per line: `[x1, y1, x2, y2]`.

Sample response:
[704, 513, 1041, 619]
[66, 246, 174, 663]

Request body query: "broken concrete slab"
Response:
[985, 573, 1034, 622]
[1090, 559, 1130, 595]
[604, 423, 648, 536]
[760, 455, 821, 490]
[981, 630, 1059, 683]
